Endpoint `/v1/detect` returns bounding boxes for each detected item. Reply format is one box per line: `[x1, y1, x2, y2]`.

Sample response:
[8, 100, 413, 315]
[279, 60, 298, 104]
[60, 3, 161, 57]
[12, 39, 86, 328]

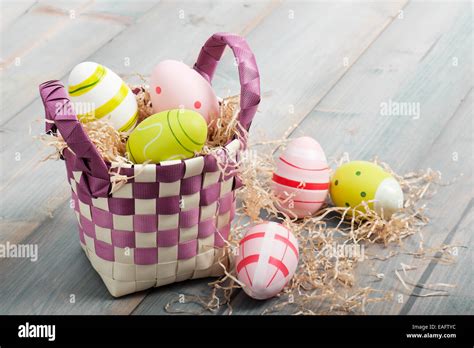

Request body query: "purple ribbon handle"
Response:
[194, 32, 261, 132]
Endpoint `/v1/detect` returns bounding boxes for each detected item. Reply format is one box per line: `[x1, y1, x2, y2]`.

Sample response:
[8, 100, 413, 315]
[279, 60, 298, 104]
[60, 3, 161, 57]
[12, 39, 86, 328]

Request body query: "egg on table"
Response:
[330, 161, 404, 219]
[235, 221, 299, 300]
[149, 60, 219, 124]
[126, 109, 207, 164]
[68, 62, 138, 132]
[272, 136, 330, 218]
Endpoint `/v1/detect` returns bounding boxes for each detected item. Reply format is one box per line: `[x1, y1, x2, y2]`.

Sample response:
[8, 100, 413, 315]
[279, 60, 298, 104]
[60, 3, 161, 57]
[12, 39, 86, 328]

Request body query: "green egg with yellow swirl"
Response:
[126, 109, 208, 164]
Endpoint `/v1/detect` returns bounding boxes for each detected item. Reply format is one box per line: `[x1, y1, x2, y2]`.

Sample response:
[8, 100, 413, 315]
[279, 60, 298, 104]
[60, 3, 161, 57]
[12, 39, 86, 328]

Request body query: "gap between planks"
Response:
[399, 200, 473, 314]
[281, 0, 410, 143]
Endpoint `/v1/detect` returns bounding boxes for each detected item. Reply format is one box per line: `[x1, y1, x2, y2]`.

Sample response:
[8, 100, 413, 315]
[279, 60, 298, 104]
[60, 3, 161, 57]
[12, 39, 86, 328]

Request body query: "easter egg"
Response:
[330, 161, 404, 219]
[149, 60, 219, 124]
[68, 62, 138, 132]
[235, 222, 299, 300]
[272, 137, 330, 218]
[126, 109, 207, 164]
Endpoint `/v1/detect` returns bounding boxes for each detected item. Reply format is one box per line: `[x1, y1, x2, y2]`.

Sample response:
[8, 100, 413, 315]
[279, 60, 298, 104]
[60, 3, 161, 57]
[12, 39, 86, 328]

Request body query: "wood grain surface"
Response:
[0, 0, 472, 315]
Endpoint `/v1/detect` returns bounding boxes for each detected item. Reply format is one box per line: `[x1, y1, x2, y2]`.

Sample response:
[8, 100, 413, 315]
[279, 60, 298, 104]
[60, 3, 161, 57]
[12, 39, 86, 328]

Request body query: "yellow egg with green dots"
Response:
[330, 161, 404, 219]
[126, 109, 207, 164]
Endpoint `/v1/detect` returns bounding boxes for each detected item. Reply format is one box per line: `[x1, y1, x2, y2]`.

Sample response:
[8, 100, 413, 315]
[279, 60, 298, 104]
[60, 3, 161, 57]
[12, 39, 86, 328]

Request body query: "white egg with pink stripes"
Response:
[272, 136, 330, 218]
[235, 222, 299, 300]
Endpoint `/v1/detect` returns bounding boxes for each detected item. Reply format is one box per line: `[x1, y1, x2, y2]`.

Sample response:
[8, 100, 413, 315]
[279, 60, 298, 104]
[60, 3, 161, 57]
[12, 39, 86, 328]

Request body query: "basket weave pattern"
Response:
[39, 33, 260, 297]
[66, 142, 239, 296]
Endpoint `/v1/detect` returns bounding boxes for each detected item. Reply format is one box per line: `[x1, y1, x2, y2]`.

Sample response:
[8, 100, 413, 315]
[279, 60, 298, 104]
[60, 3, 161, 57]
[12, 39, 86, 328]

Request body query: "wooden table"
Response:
[0, 0, 472, 315]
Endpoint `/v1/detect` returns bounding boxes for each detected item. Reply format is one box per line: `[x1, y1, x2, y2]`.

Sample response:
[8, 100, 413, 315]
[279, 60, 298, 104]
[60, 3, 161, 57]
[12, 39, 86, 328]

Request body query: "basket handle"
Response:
[39, 80, 110, 197]
[193, 32, 261, 132]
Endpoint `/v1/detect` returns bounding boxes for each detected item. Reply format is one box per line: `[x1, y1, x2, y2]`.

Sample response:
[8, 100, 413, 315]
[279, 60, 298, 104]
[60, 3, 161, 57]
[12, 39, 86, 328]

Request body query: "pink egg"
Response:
[149, 60, 219, 124]
[272, 136, 330, 218]
[235, 222, 299, 300]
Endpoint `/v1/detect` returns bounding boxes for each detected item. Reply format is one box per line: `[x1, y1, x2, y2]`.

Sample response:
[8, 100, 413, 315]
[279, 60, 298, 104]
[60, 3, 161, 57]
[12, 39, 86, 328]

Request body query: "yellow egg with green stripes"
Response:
[330, 161, 404, 219]
[126, 109, 208, 164]
[68, 62, 138, 132]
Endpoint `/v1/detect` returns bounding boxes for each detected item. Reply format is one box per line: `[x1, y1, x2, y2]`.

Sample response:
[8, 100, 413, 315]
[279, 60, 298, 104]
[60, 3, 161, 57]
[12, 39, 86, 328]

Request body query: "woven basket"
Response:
[39, 33, 260, 297]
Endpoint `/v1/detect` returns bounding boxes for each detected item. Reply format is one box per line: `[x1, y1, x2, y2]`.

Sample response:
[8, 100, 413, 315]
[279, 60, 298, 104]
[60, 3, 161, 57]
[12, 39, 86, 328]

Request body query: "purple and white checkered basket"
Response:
[38, 33, 260, 297]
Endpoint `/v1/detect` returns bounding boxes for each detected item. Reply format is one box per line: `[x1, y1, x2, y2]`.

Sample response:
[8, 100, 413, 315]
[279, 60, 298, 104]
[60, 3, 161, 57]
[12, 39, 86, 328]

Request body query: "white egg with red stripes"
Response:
[235, 222, 299, 300]
[68, 62, 138, 132]
[272, 136, 330, 218]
